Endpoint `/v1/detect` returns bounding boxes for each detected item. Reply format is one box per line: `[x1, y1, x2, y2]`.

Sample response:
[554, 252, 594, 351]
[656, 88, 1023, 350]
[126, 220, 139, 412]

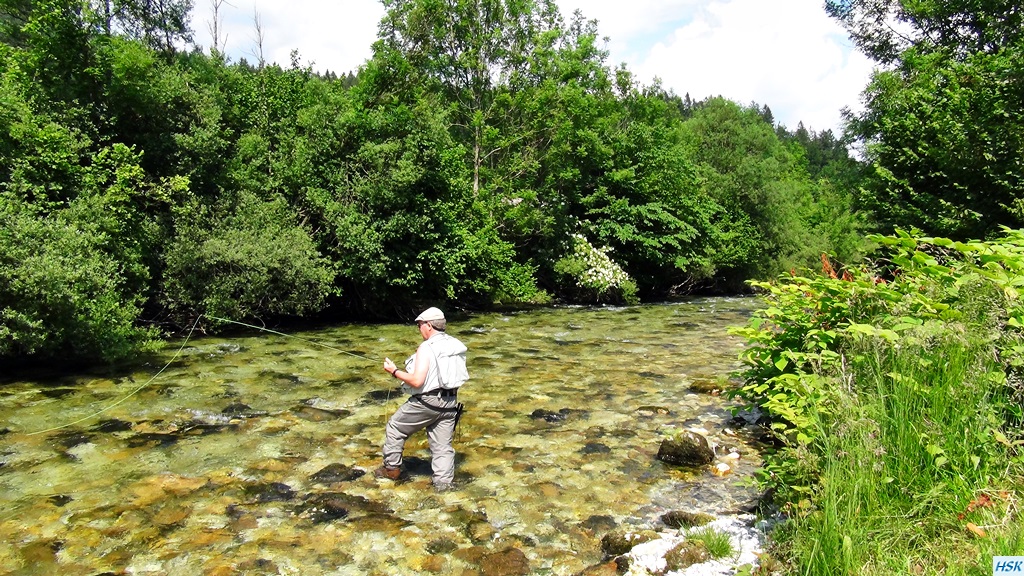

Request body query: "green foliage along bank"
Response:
[732, 230, 1024, 574]
[0, 0, 865, 366]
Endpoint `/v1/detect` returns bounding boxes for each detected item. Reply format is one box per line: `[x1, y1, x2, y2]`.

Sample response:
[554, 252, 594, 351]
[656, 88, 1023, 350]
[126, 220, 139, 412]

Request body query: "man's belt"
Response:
[418, 388, 457, 398]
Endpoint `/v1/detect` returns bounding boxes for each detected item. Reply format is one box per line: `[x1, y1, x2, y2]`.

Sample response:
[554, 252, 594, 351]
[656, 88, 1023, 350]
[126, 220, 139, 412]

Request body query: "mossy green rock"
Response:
[661, 510, 715, 529]
[600, 529, 659, 556]
[664, 540, 711, 570]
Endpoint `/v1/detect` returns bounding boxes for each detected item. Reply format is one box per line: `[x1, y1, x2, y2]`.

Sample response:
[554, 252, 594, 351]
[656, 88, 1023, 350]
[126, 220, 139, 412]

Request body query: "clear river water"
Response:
[0, 297, 766, 575]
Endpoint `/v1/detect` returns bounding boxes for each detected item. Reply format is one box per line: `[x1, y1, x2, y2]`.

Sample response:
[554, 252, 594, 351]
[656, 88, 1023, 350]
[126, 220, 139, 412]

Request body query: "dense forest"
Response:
[2, 0, 1021, 366]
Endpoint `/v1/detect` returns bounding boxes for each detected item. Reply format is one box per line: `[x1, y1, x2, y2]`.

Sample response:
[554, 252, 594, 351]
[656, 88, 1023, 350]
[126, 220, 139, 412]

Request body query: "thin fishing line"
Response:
[25, 316, 203, 436]
[23, 315, 378, 436]
[204, 315, 377, 362]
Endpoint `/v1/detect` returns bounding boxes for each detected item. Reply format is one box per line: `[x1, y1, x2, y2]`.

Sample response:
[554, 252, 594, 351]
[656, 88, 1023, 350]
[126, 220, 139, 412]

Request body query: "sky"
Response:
[189, 0, 876, 135]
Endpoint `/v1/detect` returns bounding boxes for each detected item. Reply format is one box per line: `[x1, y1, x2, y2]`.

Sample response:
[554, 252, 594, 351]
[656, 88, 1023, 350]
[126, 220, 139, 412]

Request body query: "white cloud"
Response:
[188, 0, 875, 133]
[628, 0, 875, 133]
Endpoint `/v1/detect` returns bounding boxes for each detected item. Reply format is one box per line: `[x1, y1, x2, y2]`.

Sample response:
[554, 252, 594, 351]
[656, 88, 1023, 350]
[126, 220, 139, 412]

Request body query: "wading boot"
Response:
[373, 465, 401, 480]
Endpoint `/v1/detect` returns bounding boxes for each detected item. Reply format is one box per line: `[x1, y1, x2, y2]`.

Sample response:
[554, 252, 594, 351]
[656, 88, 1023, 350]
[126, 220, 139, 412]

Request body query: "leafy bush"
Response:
[162, 191, 336, 322]
[0, 193, 158, 363]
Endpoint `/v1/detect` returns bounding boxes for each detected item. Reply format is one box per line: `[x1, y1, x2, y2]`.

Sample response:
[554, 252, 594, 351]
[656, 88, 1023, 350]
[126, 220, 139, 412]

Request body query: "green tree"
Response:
[681, 98, 826, 285]
[831, 0, 1024, 240]
[848, 45, 1024, 239]
[90, 0, 194, 52]
[582, 83, 724, 296]
[825, 0, 1023, 64]
[374, 0, 561, 198]
[0, 142, 174, 364]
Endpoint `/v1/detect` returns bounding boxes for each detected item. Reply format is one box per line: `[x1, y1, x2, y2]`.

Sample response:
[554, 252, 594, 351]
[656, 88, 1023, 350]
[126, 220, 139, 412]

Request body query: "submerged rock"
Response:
[48, 494, 73, 507]
[291, 405, 351, 422]
[236, 558, 278, 573]
[179, 419, 235, 436]
[579, 515, 617, 533]
[529, 408, 587, 423]
[126, 432, 179, 448]
[656, 431, 714, 467]
[478, 547, 530, 576]
[636, 406, 671, 416]
[580, 442, 611, 455]
[39, 387, 77, 399]
[221, 403, 268, 418]
[260, 370, 301, 386]
[574, 560, 621, 576]
[363, 388, 403, 403]
[689, 378, 724, 394]
[346, 512, 412, 533]
[245, 482, 295, 503]
[300, 491, 391, 516]
[54, 432, 92, 449]
[309, 463, 366, 484]
[92, 419, 133, 433]
[426, 537, 459, 554]
[296, 496, 349, 524]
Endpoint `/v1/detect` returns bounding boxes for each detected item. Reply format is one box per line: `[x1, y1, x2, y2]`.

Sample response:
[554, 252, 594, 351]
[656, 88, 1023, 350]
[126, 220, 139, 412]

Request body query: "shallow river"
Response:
[0, 297, 765, 575]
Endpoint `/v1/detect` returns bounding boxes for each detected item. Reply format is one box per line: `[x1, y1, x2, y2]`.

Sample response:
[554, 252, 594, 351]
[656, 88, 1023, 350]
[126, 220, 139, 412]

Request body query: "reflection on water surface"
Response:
[0, 298, 764, 575]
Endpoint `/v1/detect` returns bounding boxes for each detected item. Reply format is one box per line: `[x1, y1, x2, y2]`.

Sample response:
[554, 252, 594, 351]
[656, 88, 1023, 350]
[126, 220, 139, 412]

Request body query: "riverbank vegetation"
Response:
[727, 3, 1024, 573]
[0, 0, 865, 365]
[732, 231, 1024, 574]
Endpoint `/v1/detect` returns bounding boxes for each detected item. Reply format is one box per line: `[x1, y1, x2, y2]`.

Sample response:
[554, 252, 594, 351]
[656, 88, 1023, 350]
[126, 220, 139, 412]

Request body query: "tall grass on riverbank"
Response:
[780, 336, 1020, 575]
[732, 231, 1024, 575]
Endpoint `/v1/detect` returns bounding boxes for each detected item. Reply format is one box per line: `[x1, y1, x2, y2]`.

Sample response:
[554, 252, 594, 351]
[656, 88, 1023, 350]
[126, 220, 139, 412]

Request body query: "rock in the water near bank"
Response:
[309, 463, 365, 484]
[660, 510, 715, 529]
[664, 540, 712, 570]
[574, 560, 621, 576]
[601, 530, 658, 556]
[689, 378, 723, 395]
[656, 431, 714, 466]
[579, 515, 617, 533]
[478, 547, 530, 576]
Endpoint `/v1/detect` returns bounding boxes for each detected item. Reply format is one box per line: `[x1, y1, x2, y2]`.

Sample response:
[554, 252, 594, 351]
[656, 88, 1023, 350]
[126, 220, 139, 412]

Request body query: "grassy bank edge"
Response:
[731, 230, 1024, 575]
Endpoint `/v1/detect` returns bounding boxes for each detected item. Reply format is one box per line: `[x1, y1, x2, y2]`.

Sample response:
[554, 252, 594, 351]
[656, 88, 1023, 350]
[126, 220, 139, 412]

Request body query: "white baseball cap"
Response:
[414, 307, 445, 322]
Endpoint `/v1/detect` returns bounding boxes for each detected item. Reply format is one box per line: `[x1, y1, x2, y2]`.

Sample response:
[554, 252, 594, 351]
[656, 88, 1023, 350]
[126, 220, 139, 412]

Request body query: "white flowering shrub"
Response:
[554, 234, 639, 304]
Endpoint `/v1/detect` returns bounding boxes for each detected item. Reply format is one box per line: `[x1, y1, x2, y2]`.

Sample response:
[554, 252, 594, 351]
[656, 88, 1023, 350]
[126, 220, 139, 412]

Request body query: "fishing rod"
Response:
[25, 314, 383, 435]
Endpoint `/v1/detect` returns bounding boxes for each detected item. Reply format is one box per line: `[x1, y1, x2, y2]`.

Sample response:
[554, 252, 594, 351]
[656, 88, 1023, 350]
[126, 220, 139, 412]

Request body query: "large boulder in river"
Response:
[656, 431, 714, 467]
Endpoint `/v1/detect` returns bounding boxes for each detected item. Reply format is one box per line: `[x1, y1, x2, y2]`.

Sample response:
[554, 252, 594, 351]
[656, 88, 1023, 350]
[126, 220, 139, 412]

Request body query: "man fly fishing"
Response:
[377, 307, 468, 492]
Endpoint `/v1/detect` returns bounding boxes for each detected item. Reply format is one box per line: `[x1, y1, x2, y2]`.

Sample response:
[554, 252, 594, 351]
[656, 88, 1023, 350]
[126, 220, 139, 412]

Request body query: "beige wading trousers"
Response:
[383, 393, 459, 486]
